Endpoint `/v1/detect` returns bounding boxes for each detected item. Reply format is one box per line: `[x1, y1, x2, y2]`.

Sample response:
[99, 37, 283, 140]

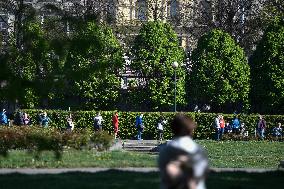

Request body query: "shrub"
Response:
[20, 110, 284, 140]
[91, 131, 113, 151]
[0, 126, 114, 159]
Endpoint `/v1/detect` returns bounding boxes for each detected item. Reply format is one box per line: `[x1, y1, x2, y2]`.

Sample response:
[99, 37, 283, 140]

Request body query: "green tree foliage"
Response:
[131, 21, 186, 111]
[188, 29, 250, 112]
[65, 22, 123, 110]
[6, 21, 53, 107]
[250, 19, 284, 114]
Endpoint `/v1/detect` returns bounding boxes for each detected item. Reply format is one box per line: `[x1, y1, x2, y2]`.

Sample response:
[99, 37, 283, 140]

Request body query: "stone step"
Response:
[123, 145, 156, 148]
[123, 144, 158, 147]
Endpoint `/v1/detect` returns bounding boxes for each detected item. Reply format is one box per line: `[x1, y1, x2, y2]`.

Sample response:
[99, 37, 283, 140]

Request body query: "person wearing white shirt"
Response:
[157, 115, 167, 141]
[94, 112, 104, 132]
[158, 113, 209, 189]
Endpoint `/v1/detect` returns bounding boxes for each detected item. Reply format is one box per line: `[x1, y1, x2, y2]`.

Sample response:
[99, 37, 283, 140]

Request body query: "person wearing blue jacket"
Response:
[135, 113, 144, 140]
[40, 112, 51, 128]
[232, 116, 240, 134]
[0, 109, 8, 125]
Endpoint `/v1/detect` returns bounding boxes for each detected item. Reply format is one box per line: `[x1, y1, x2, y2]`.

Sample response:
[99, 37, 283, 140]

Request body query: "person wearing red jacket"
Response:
[219, 115, 225, 140]
[112, 112, 119, 139]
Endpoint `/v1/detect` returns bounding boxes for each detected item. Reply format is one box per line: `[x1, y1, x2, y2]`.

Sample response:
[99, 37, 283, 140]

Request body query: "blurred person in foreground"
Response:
[158, 113, 209, 189]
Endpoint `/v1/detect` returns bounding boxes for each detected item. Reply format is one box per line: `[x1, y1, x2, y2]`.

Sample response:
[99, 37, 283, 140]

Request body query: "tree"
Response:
[184, 0, 266, 55]
[0, 0, 37, 49]
[65, 22, 123, 110]
[5, 21, 57, 108]
[250, 19, 284, 114]
[131, 21, 186, 111]
[188, 29, 250, 112]
[262, 0, 284, 23]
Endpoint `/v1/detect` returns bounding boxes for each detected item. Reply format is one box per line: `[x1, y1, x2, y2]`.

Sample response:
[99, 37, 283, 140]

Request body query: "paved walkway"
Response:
[0, 167, 282, 175]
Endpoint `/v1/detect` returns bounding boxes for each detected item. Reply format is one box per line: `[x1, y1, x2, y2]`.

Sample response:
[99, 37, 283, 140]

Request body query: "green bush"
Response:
[20, 110, 284, 140]
[0, 126, 114, 159]
[91, 131, 114, 151]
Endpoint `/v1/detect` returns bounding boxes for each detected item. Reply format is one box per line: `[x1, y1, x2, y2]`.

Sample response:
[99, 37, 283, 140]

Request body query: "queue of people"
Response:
[213, 114, 283, 140]
[0, 109, 283, 141]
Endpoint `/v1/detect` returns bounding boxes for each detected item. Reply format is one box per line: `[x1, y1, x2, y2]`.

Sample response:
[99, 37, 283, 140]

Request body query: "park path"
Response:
[0, 167, 282, 175]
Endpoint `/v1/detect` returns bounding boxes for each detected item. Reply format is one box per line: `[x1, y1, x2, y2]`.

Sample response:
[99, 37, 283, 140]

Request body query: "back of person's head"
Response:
[170, 113, 196, 137]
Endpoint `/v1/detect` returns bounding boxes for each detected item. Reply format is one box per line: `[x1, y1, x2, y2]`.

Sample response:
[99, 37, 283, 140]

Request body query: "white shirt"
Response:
[94, 115, 103, 125]
[159, 136, 208, 189]
[215, 117, 220, 129]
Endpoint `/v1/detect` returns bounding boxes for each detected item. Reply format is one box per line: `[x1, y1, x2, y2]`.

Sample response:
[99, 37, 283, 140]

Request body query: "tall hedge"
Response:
[20, 110, 283, 140]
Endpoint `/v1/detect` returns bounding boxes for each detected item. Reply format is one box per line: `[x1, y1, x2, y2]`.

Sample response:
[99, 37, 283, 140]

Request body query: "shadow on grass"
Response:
[0, 170, 283, 189]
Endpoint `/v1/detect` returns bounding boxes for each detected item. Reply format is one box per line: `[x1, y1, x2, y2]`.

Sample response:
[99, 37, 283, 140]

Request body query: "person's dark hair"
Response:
[170, 113, 196, 137]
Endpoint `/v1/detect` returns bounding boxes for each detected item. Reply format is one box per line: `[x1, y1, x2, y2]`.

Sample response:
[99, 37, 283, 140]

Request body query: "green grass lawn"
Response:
[197, 140, 284, 168]
[0, 170, 283, 189]
[0, 140, 283, 168]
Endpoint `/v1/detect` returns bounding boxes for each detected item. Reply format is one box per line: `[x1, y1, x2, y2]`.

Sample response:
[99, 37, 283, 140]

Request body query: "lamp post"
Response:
[172, 61, 179, 112]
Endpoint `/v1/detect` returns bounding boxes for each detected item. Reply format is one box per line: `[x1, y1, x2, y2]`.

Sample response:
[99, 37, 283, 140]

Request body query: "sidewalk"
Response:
[0, 167, 282, 175]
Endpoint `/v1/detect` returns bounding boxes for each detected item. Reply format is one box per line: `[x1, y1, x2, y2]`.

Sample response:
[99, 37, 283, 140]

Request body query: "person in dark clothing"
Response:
[257, 115, 266, 140]
[135, 113, 144, 140]
[272, 123, 282, 140]
[14, 111, 24, 126]
[39, 112, 51, 128]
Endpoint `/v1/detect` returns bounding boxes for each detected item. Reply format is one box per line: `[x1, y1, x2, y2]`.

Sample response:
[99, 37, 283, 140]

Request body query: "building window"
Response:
[0, 15, 8, 31]
[170, 0, 179, 18]
[136, 0, 147, 21]
[107, 0, 116, 23]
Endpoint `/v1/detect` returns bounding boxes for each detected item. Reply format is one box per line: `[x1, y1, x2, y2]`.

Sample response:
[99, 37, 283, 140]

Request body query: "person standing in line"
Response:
[272, 122, 282, 140]
[232, 116, 240, 134]
[157, 114, 167, 141]
[219, 115, 225, 140]
[41, 112, 51, 128]
[23, 112, 30, 126]
[112, 112, 119, 139]
[158, 113, 209, 189]
[0, 109, 8, 126]
[135, 113, 144, 140]
[225, 122, 232, 133]
[94, 112, 104, 132]
[66, 114, 75, 132]
[257, 115, 266, 140]
[14, 110, 24, 126]
[214, 115, 221, 140]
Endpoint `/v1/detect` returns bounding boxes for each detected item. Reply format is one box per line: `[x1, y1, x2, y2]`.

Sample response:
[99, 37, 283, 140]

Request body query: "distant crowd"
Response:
[0, 109, 283, 140]
[213, 114, 282, 140]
